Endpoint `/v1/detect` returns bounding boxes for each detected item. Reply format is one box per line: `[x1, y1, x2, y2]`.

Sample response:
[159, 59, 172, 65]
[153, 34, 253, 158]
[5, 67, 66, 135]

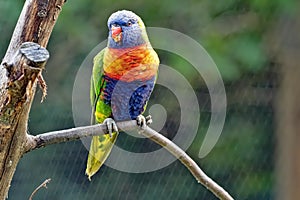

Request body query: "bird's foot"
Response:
[136, 115, 152, 129]
[103, 118, 118, 137]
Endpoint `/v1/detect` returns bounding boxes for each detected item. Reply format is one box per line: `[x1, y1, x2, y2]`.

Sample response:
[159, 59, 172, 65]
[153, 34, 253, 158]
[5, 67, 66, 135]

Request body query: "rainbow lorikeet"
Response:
[86, 10, 159, 180]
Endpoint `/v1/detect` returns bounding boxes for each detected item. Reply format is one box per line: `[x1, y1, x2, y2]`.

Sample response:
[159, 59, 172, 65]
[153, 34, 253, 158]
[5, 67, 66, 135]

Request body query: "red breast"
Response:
[103, 44, 159, 82]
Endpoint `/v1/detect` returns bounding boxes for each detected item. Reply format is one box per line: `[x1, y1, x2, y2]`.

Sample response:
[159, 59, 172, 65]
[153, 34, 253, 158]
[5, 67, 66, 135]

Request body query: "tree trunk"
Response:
[0, 0, 65, 198]
[275, 12, 300, 200]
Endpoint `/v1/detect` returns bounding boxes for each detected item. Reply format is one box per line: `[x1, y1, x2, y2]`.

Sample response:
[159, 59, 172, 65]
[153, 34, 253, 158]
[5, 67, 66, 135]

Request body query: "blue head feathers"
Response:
[107, 10, 149, 49]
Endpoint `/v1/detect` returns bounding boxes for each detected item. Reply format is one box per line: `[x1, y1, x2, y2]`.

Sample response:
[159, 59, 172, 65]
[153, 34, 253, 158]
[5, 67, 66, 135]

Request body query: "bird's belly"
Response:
[101, 74, 156, 121]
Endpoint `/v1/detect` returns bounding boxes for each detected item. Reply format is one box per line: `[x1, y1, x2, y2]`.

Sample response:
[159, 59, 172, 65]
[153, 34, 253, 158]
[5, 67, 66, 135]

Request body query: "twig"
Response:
[29, 178, 51, 200]
[25, 120, 234, 200]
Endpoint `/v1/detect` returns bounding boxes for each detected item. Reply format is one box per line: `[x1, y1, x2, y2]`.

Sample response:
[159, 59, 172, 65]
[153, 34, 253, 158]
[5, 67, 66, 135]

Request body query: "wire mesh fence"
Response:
[2, 0, 298, 199]
[9, 67, 275, 200]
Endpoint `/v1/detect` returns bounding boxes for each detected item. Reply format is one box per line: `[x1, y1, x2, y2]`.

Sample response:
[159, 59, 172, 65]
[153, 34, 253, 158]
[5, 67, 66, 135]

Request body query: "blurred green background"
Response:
[1, 0, 299, 199]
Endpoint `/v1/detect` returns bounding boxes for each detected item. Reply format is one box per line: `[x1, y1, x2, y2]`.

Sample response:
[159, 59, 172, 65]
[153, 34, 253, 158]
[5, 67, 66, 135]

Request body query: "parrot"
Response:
[85, 10, 160, 180]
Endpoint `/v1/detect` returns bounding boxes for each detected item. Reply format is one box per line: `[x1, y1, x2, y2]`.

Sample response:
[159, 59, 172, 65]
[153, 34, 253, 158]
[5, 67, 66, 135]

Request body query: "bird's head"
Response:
[107, 10, 149, 48]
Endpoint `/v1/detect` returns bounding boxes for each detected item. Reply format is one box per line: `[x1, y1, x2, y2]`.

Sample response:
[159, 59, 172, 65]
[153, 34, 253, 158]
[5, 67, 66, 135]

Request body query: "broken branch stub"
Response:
[0, 42, 49, 126]
[20, 42, 50, 67]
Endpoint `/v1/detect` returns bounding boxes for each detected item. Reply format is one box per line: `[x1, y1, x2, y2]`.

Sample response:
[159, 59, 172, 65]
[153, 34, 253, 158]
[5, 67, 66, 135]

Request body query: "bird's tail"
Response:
[85, 132, 118, 180]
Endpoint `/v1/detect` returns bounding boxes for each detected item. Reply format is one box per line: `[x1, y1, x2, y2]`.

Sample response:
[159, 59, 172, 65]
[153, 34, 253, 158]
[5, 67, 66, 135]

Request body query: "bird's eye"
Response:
[126, 21, 132, 26]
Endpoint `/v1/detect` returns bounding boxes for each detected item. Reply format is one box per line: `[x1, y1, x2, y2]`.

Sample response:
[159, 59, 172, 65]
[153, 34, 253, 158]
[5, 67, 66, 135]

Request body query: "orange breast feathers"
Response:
[103, 44, 159, 82]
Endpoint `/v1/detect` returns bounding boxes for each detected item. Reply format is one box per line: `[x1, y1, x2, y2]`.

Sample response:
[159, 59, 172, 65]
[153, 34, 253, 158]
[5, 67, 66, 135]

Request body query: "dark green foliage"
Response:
[0, 0, 294, 199]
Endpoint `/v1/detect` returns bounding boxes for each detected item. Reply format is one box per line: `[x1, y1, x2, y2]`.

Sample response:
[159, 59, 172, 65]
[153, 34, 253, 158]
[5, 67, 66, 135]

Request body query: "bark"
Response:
[0, 0, 65, 198]
[275, 12, 300, 200]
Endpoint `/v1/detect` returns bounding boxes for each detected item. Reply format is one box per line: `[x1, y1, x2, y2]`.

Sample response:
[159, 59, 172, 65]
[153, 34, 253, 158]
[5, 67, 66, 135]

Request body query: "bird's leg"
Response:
[103, 118, 118, 137]
[136, 115, 152, 129]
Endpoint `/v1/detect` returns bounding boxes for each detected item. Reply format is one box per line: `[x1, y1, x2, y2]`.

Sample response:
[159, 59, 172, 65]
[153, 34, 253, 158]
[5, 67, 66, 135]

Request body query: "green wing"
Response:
[90, 48, 106, 124]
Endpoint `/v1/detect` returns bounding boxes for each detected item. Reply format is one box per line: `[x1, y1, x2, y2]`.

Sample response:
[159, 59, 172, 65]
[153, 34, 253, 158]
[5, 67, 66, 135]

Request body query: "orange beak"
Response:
[111, 26, 122, 43]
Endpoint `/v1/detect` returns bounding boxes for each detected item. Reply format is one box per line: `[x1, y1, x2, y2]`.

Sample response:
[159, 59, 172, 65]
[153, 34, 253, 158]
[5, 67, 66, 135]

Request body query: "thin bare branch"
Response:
[138, 126, 234, 200]
[29, 178, 51, 200]
[25, 121, 134, 153]
[25, 121, 234, 200]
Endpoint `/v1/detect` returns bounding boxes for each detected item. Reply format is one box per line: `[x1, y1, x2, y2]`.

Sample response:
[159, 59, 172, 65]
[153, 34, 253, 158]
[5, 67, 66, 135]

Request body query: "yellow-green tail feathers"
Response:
[86, 132, 118, 180]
